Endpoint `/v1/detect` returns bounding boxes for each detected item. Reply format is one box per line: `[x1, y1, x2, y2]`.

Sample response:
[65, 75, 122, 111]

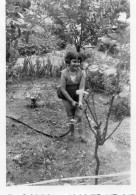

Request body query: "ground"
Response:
[6, 77, 130, 186]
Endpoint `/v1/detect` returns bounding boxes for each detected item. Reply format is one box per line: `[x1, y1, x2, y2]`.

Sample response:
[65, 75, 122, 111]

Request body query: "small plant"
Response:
[84, 88, 129, 184]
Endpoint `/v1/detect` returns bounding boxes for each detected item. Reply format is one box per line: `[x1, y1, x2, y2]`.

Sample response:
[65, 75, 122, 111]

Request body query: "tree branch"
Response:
[91, 92, 98, 125]
[102, 95, 115, 140]
[104, 116, 125, 141]
[84, 98, 98, 125]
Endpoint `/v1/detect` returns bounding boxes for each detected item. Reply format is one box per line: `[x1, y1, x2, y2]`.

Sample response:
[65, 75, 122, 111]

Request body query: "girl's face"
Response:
[69, 59, 80, 71]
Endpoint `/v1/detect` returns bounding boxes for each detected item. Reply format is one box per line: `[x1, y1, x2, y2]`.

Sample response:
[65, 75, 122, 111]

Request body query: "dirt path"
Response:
[6, 78, 130, 185]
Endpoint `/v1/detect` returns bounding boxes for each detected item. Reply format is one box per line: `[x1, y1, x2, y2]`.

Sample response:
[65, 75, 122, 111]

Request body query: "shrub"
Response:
[85, 71, 105, 92]
[111, 97, 130, 120]
[85, 67, 121, 95]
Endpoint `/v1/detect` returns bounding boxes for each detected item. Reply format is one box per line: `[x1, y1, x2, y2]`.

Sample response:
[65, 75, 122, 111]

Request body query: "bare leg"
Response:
[75, 108, 87, 143]
[77, 122, 87, 143]
[62, 100, 75, 139]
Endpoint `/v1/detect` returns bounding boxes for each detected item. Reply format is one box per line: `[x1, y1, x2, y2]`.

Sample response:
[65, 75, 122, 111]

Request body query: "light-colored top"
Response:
[61, 68, 86, 86]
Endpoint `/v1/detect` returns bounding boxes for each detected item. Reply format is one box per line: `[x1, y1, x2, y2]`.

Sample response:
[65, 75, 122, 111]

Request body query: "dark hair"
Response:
[65, 51, 83, 64]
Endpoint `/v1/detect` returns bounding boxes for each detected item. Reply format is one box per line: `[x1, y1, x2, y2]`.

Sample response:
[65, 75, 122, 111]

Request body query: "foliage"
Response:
[116, 43, 130, 70]
[6, 51, 68, 83]
[40, 0, 97, 51]
[40, 0, 130, 52]
[6, 0, 59, 62]
[85, 70, 105, 92]
[6, 0, 130, 63]
[111, 96, 130, 120]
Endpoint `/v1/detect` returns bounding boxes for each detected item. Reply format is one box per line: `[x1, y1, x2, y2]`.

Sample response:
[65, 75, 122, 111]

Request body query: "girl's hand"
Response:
[71, 100, 78, 107]
[78, 101, 83, 109]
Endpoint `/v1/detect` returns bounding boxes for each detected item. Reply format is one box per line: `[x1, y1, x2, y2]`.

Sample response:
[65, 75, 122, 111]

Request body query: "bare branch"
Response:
[84, 98, 98, 125]
[91, 92, 98, 125]
[105, 116, 125, 141]
[102, 95, 115, 140]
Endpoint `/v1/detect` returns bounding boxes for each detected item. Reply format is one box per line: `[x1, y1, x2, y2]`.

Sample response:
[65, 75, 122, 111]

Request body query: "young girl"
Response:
[60, 51, 87, 143]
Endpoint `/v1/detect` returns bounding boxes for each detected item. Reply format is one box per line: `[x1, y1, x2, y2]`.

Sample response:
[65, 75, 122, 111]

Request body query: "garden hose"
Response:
[6, 115, 71, 138]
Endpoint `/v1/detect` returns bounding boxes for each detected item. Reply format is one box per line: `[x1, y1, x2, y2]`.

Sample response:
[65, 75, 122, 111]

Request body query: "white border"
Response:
[1, 0, 136, 194]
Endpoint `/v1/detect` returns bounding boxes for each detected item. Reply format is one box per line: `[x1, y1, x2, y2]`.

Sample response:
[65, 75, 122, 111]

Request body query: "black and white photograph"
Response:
[1, 0, 136, 194]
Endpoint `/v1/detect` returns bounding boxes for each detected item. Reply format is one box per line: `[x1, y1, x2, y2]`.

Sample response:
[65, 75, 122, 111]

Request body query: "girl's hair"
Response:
[65, 51, 83, 64]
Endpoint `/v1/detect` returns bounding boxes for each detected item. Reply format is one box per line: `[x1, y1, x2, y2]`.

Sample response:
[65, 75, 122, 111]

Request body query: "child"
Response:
[59, 51, 87, 143]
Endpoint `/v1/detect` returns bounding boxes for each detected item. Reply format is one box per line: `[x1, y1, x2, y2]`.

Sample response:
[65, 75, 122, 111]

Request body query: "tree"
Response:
[40, 0, 130, 52]
[41, 0, 95, 52]
[83, 4, 130, 184]
[6, 0, 60, 62]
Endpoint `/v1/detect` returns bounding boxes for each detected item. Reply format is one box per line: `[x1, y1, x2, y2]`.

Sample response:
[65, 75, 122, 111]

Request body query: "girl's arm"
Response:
[78, 70, 86, 104]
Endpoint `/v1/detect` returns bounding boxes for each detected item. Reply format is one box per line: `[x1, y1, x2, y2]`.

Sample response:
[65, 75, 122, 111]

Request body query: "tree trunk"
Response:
[94, 139, 100, 185]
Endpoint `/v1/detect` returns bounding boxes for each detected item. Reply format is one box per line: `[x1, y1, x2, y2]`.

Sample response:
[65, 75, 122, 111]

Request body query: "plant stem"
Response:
[105, 116, 125, 141]
[84, 111, 96, 136]
[84, 99, 98, 125]
[91, 92, 98, 124]
[102, 95, 115, 141]
[94, 139, 100, 185]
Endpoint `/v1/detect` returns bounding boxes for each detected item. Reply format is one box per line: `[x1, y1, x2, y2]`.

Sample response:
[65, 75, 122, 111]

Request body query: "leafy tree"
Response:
[40, 0, 130, 52]
[6, 0, 60, 62]
[41, 0, 93, 51]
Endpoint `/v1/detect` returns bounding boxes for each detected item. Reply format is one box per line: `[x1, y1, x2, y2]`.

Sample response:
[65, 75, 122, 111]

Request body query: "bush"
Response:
[85, 70, 121, 95]
[104, 75, 121, 95]
[85, 71, 105, 92]
[111, 97, 130, 120]
[83, 62, 127, 97]
[6, 60, 19, 84]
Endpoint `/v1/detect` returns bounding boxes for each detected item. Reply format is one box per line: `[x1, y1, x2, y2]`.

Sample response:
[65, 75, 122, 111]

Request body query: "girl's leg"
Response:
[77, 121, 87, 143]
[75, 108, 87, 143]
[62, 100, 75, 138]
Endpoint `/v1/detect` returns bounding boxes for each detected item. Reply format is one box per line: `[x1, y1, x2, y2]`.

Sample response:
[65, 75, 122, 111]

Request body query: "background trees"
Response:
[6, 0, 59, 62]
[6, 0, 130, 61]
[40, 0, 130, 51]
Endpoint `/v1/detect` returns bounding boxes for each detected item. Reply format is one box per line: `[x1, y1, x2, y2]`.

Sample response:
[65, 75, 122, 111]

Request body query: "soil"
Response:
[6, 78, 130, 186]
